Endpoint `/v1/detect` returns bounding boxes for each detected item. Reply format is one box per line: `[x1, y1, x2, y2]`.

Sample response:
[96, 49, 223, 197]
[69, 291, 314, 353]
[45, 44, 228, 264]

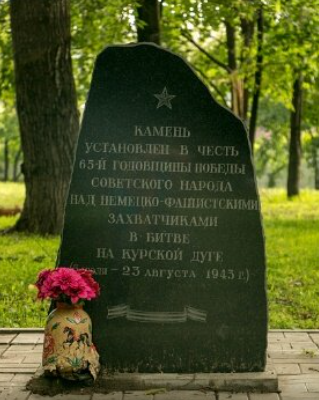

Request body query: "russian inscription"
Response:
[59, 44, 267, 373]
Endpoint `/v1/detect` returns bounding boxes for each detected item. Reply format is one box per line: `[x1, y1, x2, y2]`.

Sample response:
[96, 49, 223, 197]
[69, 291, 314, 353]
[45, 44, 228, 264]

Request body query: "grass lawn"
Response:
[261, 189, 319, 329]
[0, 182, 318, 328]
[0, 183, 59, 327]
[0, 182, 25, 209]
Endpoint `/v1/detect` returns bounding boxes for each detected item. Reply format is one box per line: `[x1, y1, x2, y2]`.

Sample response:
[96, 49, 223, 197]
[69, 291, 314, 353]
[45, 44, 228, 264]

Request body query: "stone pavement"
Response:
[0, 329, 319, 400]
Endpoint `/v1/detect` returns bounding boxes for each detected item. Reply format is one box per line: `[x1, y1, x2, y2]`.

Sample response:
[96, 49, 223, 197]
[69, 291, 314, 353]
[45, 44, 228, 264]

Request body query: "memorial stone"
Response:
[58, 43, 268, 373]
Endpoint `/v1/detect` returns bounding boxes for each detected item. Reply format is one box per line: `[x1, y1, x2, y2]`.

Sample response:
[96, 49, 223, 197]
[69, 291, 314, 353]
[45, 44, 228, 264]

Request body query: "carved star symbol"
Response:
[154, 87, 176, 109]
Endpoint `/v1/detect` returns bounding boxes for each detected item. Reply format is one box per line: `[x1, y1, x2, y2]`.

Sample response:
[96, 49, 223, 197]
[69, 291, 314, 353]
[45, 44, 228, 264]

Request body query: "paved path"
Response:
[0, 330, 319, 400]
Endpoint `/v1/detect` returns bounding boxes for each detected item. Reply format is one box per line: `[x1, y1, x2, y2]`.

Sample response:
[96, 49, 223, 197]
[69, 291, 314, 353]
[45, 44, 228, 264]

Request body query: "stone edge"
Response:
[27, 367, 278, 395]
[2, 328, 319, 333]
[97, 370, 278, 393]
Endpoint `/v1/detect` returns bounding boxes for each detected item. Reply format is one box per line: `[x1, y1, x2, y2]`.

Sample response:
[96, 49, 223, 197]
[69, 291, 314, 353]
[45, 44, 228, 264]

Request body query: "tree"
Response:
[71, 0, 137, 106]
[303, 129, 319, 189]
[0, 1, 20, 182]
[2, 0, 319, 201]
[248, 7, 264, 150]
[287, 73, 303, 197]
[265, 0, 319, 197]
[0, 1, 14, 106]
[9, 0, 79, 234]
[254, 98, 289, 187]
[302, 76, 319, 190]
[161, 0, 266, 150]
[136, 0, 161, 44]
[0, 108, 21, 181]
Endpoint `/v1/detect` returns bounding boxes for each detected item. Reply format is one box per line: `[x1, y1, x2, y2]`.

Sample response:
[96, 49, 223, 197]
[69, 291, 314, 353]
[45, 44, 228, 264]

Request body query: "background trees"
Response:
[303, 77, 319, 189]
[267, 0, 319, 196]
[0, 1, 20, 182]
[0, 0, 318, 234]
[161, 0, 319, 195]
[9, 0, 79, 234]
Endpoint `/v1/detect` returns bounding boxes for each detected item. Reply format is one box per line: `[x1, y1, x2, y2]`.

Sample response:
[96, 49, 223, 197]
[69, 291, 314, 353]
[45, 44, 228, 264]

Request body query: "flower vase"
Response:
[42, 303, 100, 380]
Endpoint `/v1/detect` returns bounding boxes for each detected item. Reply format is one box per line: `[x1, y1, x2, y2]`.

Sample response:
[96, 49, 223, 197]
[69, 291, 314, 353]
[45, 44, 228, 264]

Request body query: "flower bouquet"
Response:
[35, 267, 100, 381]
[35, 267, 100, 305]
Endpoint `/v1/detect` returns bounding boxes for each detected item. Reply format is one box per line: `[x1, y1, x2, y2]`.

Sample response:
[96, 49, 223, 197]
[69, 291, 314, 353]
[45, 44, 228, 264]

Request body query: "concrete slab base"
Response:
[98, 369, 278, 392]
[27, 367, 278, 396]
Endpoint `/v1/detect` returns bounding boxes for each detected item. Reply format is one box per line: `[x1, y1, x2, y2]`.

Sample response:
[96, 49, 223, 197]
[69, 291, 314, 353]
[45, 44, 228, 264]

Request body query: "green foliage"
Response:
[71, 0, 138, 105]
[262, 0, 319, 116]
[161, 0, 235, 107]
[1, 184, 319, 328]
[1, 0, 319, 188]
[0, 1, 21, 181]
[0, 0, 14, 106]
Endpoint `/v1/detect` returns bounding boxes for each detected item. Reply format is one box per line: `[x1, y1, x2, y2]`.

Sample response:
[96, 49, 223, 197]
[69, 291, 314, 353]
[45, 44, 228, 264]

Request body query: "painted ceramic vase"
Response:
[42, 303, 100, 380]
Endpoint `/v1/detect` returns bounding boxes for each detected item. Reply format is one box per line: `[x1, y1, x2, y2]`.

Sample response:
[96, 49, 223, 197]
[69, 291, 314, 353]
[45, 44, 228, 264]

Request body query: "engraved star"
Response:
[154, 87, 176, 110]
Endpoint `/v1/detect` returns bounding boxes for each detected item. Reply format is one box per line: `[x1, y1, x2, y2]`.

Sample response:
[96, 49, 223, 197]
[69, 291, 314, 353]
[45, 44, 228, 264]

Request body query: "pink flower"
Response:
[77, 269, 100, 298]
[36, 269, 51, 286]
[35, 269, 52, 299]
[35, 266, 100, 305]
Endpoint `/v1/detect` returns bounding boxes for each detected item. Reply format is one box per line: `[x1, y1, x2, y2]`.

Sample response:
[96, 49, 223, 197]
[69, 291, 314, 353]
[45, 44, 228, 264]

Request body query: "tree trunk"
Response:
[13, 146, 22, 181]
[312, 144, 319, 190]
[10, 0, 79, 234]
[287, 74, 303, 197]
[315, 158, 319, 190]
[3, 138, 9, 182]
[248, 7, 264, 153]
[225, 21, 244, 119]
[225, 21, 238, 115]
[137, 0, 161, 45]
[268, 173, 276, 188]
[240, 17, 254, 121]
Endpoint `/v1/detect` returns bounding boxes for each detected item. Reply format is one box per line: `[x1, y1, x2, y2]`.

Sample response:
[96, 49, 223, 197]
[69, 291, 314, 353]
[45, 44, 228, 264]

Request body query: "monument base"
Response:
[27, 366, 278, 395]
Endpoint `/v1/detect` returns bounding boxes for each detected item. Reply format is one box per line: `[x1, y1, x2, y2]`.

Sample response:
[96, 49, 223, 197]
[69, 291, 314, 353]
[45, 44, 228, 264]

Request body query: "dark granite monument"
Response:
[58, 43, 268, 373]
